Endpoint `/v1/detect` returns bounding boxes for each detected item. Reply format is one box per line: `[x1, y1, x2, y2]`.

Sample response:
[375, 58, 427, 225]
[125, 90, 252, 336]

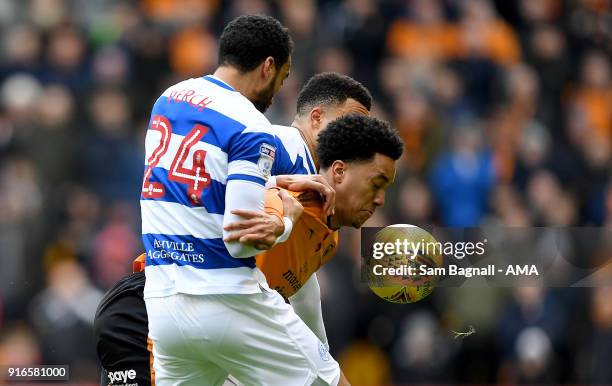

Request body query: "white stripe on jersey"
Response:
[144, 129, 228, 184]
[228, 160, 263, 176]
[141, 200, 224, 239]
[272, 125, 316, 174]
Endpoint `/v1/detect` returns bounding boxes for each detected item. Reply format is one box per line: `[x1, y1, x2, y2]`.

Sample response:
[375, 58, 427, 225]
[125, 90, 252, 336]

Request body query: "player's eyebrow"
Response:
[372, 173, 390, 183]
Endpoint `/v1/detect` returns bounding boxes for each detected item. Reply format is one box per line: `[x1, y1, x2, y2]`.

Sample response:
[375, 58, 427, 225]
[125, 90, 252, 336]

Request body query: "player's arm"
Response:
[223, 127, 288, 257]
[224, 126, 305, 255]
[225, 188, 303, 248]
[288, 273, 329, 349]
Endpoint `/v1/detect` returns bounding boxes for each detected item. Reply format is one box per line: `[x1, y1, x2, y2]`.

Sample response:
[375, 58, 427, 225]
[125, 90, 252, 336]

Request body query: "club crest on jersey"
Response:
[258, 143, 276, 177]
[318, 342, 330, 362]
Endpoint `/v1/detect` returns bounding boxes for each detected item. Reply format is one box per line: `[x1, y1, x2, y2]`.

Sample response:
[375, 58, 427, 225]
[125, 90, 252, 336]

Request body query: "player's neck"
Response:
[321, 169, 341, 229]
[326, 214, 341, 230]
[213, 66, 259, 101]
[292, 119, 319, 171]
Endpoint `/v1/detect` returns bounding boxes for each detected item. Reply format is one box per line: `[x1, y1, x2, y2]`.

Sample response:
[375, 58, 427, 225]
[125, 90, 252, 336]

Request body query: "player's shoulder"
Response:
[197, 75, 271, 131]
[215, 95, 272, 137]
[271, 125, 305, 149]
[159, 76, 272, 133]
[271, 125, 301, 139]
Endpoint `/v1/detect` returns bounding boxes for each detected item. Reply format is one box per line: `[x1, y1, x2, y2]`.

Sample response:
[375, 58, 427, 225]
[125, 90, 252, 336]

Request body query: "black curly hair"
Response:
[296, 73, 372, 116]
[219, 15, 293, 72]
[317, 114, 404, 169]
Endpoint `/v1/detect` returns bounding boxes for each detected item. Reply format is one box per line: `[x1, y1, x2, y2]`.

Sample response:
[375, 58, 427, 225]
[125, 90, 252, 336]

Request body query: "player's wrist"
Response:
[265, 175, 277, 188]
[271, 214, 285, 237]
[275, 216, 293, 244]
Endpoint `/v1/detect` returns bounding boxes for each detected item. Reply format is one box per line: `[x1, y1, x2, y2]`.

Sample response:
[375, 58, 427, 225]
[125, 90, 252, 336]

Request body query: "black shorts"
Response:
[94, 272, 152, 386]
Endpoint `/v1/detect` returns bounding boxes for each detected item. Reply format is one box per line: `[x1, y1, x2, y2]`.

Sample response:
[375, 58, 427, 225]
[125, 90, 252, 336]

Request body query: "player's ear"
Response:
[262, 57, 275, 80]
[309, 106, 323, 131]
[331, 160, 346, 184]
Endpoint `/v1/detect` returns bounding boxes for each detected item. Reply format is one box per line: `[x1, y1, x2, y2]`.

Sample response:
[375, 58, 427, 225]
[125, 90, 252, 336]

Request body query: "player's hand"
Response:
[224, 210, 285, 250]
[274, 174, 335, 217]
[278, 189, 303, 224]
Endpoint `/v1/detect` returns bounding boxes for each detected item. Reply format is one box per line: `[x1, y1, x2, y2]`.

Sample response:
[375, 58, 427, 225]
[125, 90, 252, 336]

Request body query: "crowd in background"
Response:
[0, 0, 610, 384]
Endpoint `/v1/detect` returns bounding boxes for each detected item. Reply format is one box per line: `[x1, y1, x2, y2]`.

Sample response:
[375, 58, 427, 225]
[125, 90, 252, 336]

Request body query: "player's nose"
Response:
[373, 191, 385, 206]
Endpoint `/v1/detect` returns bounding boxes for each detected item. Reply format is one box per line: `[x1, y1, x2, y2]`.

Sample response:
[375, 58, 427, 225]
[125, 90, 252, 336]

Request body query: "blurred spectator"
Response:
[139, 0, 217, 26]
[587, 265, 612, 383]
[0, 156, 42, 302]
[279, 0, 318, 76]
[322, 0, 388, 89]
[339, 340, 392, 385]
[91, 45, 130, 87]
[393, 89, 443, 173]
[523, 24, 569, 130]
[90, 202, 140, 289]
[513, 326, 558, 383]
[25, 84, 78, 187]
[315, 46, 354, 78]
[392, 311, 452, 383]
[28, 258, 102, 381]
[497, 286, 568, 358]
[0, 73, 42, 132]
[82, 88, 143, 204]
[223, 0, 271, 23]
[1, 25, 43, 78]
[0, 324, 41, 365]
[567, 50, 611, 144]
[430, 121, 495, 226]
[386, 0, 459, 63]
[431, 65, 477, 131]
[41, 24, 89, 93]
[457, 0, 521, 66]
[29, 0, 67, 30]
[566, 0, 612, 53]
[392, 176, 434, 225]
[487, 184, 532, 226]
[169, 25, 217, 77]
[518, 0, 561, 25]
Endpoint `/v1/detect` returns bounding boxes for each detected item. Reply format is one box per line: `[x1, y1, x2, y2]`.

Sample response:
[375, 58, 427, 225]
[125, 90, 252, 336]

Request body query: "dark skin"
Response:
[325, 153, 396, 229]
[224, 155, 397, 238]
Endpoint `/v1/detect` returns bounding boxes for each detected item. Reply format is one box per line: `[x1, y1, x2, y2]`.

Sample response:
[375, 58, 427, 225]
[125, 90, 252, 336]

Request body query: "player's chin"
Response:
[353, 211, 373, 228]
[254, 96, 273, 113]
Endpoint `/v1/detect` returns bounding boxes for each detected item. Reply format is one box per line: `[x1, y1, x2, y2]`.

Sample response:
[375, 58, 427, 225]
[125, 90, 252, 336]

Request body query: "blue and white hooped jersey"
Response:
[271, 125, 317, 176]
[141, 75, 306, 298]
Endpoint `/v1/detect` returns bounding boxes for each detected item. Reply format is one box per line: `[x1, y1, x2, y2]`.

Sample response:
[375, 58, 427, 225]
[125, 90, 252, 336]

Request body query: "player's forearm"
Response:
[223, 179, 267, 258]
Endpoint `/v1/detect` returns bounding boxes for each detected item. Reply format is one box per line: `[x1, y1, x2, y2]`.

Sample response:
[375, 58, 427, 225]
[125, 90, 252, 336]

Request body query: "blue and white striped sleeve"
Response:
[223, 125, 282, 258]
